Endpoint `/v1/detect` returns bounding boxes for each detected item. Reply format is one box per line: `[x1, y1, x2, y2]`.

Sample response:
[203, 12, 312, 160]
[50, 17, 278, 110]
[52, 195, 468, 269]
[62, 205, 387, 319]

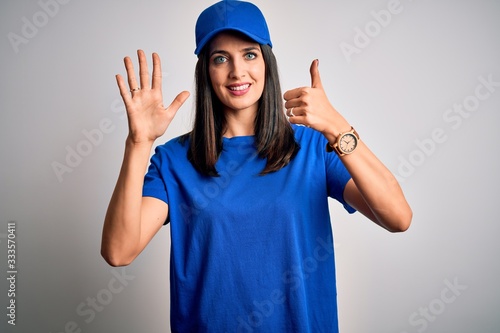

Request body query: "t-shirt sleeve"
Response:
[142, 146, 169, 205]
[325, 151, 356, 214]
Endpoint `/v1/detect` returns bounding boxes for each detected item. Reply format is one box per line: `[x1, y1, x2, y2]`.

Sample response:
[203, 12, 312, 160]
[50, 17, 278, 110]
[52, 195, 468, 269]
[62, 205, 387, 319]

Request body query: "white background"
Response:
[1, 0, 499, 332]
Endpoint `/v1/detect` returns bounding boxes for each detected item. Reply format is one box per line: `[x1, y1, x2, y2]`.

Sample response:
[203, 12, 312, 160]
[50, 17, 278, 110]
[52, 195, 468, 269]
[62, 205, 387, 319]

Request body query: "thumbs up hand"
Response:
[283, 59, 350, 142]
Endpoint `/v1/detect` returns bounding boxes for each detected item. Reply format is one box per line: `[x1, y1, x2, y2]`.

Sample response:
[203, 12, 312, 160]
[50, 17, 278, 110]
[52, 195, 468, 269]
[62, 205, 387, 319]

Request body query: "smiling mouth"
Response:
[228, 84, 250, 91]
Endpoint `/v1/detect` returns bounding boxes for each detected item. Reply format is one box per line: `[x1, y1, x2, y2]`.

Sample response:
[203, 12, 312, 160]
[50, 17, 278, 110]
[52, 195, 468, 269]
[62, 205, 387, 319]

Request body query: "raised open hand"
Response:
[116, 49, 190, 145]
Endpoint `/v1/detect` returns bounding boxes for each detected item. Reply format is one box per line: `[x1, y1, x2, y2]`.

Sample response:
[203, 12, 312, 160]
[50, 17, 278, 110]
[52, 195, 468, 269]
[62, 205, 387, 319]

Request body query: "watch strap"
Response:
[326, 126, 360, 154]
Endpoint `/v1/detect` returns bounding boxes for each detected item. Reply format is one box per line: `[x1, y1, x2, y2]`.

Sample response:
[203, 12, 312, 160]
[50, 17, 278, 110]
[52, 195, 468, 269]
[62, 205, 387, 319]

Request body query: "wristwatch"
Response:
[327, 126, 360, 156]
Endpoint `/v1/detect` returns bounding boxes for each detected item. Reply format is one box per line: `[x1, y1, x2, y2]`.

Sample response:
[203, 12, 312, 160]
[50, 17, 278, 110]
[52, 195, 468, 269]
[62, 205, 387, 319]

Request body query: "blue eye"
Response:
[245, 52, 257, 60]
[213, 56, 227, 64]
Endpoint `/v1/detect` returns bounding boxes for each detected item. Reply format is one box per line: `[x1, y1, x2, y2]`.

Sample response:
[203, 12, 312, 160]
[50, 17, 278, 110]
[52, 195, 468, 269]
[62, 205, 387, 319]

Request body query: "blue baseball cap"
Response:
[194, 0, 273, 56]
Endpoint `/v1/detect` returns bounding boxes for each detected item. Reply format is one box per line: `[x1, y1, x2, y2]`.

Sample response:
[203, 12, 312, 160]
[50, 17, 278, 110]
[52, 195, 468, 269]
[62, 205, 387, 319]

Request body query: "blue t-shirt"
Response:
[143, 125, 355, 333]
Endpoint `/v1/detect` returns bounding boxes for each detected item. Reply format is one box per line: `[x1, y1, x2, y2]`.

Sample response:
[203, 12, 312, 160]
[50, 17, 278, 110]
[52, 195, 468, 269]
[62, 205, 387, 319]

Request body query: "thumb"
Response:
[167, 90, 190, 113]
[310, 59, 323, 89]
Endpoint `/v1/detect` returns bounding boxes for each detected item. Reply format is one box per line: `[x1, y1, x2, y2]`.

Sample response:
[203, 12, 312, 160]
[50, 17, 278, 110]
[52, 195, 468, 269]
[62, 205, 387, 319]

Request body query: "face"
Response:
[208, 32, 266, 116]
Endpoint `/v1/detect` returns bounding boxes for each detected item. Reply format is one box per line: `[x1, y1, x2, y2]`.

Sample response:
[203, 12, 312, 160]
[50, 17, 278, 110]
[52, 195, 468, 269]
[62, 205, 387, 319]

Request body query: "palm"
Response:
[124, 85, 170, 142]
[116, 50, 189, 144]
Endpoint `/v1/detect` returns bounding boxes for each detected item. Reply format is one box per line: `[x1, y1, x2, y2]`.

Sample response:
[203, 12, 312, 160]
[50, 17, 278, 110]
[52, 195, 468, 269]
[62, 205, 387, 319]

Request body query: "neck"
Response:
[223, 107, 256, 138]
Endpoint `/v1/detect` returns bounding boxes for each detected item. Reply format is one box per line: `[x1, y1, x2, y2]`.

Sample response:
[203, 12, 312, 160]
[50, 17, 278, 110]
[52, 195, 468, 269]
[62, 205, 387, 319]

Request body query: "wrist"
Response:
[125, 136, 155, 153]
[321, 118, 351, 142]
[326, 126, 360, 155]
[126, 134, 155, 147]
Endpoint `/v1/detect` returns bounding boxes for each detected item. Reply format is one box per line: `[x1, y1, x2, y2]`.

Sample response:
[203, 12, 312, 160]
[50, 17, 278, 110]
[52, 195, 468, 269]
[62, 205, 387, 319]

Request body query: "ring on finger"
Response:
[130, 87, 141, 92]
[288, 107, 295, 117]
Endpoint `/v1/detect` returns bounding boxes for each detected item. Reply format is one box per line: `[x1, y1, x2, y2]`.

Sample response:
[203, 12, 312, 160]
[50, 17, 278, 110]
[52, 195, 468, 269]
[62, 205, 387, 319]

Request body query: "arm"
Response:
[283, 60, 412, 232]
[101, 50, 190, 266]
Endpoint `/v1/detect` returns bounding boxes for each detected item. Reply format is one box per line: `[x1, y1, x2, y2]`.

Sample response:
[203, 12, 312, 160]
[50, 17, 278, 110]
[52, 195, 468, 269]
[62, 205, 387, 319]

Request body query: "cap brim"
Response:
[194, 28, 272, 55]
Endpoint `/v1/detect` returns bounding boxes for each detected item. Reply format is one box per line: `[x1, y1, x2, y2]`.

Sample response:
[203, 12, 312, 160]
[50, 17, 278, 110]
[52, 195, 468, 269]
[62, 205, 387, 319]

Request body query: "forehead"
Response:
[209, 31, 261, 52]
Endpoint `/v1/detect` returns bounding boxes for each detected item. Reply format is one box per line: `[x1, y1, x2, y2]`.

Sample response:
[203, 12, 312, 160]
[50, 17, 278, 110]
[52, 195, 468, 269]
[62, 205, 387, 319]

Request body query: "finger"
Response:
[124, 56, 139, 91]
[116, 74, 132, 104]
[151, 53, 162, 91]
[137, 49, 150, 90]
[287, 114, 307, 126]
[284, 99, 302, 110]
[166, 91, 191, 115]
[283, 87, 305, 101]
[287, 106, 305, 117]
[310, 59, 323, 89]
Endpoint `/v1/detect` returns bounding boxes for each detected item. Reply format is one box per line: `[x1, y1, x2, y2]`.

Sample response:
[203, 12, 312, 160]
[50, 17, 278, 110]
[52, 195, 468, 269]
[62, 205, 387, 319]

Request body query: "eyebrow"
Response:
[209, 46, 261, 58]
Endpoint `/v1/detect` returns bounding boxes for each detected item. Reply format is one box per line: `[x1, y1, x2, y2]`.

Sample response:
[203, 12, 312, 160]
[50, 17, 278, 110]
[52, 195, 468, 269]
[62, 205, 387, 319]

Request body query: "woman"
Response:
[101, 1, 412, 332]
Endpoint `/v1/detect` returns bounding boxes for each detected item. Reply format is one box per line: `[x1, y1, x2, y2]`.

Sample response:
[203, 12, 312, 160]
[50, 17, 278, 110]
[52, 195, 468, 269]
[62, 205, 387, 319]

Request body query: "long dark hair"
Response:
[186, 42, 299, 177]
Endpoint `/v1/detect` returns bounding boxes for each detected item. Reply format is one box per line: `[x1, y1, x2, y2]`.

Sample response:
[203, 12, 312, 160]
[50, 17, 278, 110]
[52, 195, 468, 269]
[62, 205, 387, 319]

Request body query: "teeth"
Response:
[229, 84, 250, 91]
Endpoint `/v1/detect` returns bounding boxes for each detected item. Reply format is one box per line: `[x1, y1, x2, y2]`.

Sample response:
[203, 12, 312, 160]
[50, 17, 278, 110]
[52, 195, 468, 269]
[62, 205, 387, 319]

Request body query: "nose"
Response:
[229, 57, 246, 79]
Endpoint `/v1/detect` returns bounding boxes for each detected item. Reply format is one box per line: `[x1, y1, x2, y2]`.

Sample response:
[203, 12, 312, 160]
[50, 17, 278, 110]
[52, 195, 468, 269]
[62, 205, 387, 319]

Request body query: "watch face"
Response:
[339, 133, 357, 153]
